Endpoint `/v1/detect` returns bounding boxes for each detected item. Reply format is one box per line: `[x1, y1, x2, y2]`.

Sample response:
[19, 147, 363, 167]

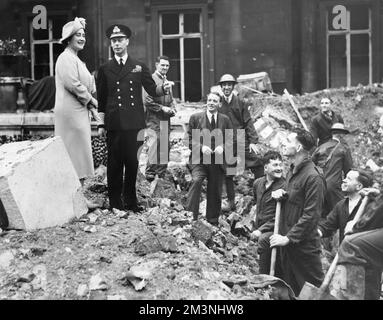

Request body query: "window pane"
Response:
[184, 13, 200, 33]
[53, 43, 62, 71]
[184, 38, 201, 102]
[34, 44, 49, 65]
[34, 65, 50, 80]
[162, 13, 179, 35]
[162, 39, 181, 99]
[350, 5, 369, 30]
[33, 26, 49, 40]
[329, 35, 347, 87]
[184, 60, 201, 102]
[184, 38, 201, 59]
[351, 34, 369, 86]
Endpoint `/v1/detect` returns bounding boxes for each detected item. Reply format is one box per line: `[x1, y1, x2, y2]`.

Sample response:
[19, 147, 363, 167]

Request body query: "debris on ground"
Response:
[1, 84, 383, 300]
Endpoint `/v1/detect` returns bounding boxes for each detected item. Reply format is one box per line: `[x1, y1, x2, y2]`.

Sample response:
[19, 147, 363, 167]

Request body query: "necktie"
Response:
[119, 58, 124, 67]
[211, 115, 216, 129]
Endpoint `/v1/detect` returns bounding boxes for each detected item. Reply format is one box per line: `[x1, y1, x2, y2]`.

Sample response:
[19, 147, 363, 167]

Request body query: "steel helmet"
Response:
[218, 74, 237, 85]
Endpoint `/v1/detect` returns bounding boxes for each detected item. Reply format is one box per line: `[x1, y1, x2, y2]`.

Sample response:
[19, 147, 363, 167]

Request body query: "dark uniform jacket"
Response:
[218, 94, 260, 168]
[96, 56, 164, 131]
[144, 71, 175, 131]
[218, 94, 258, 145]
[310, 111, 343, 146]
[253, 176, 286, 233]
[186, 111, 233, 170]
[312, 138, 353, 191]
[318, 197, 362, 243]
[281, 158, 326, 243]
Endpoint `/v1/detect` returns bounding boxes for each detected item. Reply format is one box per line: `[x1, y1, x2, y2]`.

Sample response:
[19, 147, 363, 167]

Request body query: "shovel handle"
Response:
[319, 196, 369, 290]
[270, 201, 281, 276]
[283, 89, 309, 132]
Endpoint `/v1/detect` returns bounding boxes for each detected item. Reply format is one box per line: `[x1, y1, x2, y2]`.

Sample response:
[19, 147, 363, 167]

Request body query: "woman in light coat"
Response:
[54, 17, 99, 185]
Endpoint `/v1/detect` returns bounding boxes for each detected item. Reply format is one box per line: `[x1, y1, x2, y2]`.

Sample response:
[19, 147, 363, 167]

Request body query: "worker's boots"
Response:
[222, 199, 236, 213]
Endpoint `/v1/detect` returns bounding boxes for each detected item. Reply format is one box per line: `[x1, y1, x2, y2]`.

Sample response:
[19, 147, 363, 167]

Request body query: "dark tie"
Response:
[119, 58, 124, 67]
[211, 115, 216, 129]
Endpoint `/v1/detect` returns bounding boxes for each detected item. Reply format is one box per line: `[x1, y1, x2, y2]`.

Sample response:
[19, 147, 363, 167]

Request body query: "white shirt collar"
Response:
[155, 71, 165, 79]
[206, 111, 217, 123]
[115, 53, 128, 65]
[224, 93, 233, 104]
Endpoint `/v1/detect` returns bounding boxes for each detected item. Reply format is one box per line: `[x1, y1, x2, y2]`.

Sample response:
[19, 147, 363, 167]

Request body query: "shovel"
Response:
[248, 199, 296, 299]
[270, 201, 281, 276]
[298, 196, 370, 300]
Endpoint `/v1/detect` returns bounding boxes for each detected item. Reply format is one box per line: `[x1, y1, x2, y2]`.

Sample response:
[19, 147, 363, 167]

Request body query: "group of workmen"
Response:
[96, 23, 383, 299]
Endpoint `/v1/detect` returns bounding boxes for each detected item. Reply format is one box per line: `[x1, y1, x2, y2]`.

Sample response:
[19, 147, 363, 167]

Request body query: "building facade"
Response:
[0, 0, 382, 102]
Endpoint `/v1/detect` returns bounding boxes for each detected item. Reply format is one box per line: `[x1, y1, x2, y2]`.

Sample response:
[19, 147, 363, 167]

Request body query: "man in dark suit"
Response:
[185, 92, 233, 226]
[310, 97, 344, 146]
[217, 74, 261, 213]
[96, 24, 171, 212]
[312, 123, 353, 217]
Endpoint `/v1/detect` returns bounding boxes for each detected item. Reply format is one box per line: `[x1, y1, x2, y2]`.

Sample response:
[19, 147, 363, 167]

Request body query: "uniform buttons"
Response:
[117, 89, 120, 92]
[118, 96, 121, 99]
[130, 88, 133, 91]
[130, 95, 134, 98]
[116, 81, 120, 85]
[130, 81, 133, 84]
[131, 103, 135, 106]
[119, 103, 122, 107]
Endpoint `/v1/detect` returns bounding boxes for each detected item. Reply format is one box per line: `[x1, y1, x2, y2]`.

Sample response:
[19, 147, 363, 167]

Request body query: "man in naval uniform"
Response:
[96, 24, 172, 212]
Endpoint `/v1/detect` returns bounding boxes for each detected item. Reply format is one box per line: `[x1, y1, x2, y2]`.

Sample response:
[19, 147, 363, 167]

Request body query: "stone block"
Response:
[0, 137, 87, 230]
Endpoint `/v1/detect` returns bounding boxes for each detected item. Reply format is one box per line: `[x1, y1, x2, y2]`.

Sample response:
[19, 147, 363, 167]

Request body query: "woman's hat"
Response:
[331, 123, 350, 134]
[60, 17, 86, 44]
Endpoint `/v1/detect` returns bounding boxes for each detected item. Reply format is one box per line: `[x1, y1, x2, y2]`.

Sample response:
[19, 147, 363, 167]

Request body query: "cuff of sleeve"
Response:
[97, 112, 105, 127]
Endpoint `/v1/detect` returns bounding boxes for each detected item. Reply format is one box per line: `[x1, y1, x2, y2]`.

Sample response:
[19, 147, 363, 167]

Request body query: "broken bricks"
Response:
[134, 232, 178, 256]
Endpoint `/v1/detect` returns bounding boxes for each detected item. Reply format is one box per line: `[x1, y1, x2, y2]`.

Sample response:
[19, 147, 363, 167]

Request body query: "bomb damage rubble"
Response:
[0, 81, 383, 300]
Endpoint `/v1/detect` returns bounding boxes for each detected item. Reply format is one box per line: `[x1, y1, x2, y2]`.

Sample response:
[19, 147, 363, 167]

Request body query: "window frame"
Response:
[159, 11, 203, 101]
[326, 5, 372, 87]
[29, 14, 69, 80]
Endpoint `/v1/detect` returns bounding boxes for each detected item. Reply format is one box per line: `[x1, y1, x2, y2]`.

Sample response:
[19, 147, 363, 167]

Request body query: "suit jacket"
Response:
[144, 72, 175, 131]
[310, 111, 344, 146]
[186, 111, 233, 170]
[312, 138, 353, 191]
[218, 95, 258, 145]
[97, 56, 164, 131]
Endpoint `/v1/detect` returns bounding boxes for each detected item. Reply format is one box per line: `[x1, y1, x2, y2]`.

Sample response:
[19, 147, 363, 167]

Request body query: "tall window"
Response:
[160, 11, 203, 102]
[30, 15, 67, 80]
[327, 5, 372, 87]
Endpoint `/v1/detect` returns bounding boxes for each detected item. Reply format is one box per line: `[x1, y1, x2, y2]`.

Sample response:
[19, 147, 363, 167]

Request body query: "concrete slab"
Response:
[0, 137, 87, 230]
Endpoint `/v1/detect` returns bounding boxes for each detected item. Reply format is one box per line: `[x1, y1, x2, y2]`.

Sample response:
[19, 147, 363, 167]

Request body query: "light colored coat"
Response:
[54, 47, 95, 179]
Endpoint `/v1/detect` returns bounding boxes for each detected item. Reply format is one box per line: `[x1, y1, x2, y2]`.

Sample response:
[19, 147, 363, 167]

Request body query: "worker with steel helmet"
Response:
[217, 73, 262, 212]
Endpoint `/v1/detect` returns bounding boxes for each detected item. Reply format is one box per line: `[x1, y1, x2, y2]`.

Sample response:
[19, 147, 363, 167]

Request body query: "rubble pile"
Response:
[1, 84, 383, 300]
[0, 168, 293, 300]
[239, 84, 383, 169]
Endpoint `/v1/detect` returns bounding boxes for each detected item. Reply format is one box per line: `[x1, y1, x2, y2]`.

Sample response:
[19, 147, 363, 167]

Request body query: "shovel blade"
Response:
[299, 282, 320, 300]
[298, 282, 338, 300]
